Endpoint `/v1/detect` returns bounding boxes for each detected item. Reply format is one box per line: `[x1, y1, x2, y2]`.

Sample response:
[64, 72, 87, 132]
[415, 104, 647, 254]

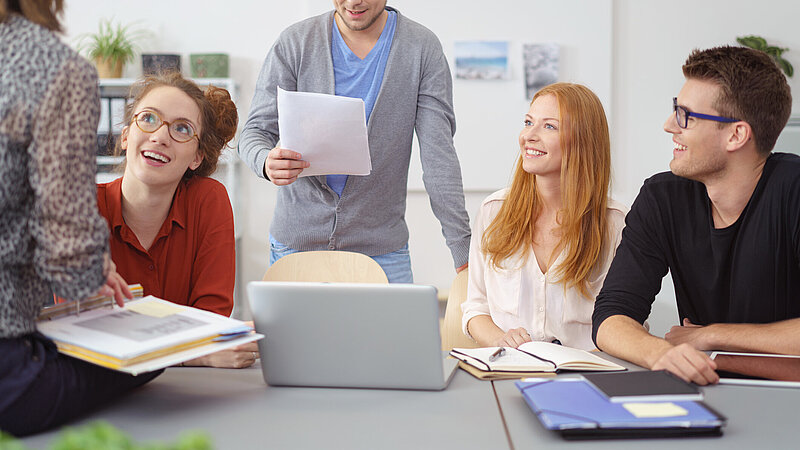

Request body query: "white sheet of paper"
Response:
[277, 87, 371, 177]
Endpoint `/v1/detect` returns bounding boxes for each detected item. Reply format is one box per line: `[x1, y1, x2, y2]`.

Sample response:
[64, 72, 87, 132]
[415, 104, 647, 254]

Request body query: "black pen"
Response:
[488, 347, 505, 362]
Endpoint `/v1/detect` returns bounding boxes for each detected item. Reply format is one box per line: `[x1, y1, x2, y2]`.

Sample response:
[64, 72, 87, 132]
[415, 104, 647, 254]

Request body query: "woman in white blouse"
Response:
[462, 83, 626, 351]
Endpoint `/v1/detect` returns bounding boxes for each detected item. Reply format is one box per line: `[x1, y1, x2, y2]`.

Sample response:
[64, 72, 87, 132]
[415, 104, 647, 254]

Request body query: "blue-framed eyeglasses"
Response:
[673, 97, 739, 129]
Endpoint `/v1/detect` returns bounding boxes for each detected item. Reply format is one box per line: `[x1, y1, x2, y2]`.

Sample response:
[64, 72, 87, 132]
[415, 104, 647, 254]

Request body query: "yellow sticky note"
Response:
[126, 301, 183, 318]
[622, 402, 689, 418]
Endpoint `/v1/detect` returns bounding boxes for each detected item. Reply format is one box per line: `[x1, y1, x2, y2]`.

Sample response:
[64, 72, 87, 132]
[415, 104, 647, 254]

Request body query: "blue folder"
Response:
[515, 378, 725, 439]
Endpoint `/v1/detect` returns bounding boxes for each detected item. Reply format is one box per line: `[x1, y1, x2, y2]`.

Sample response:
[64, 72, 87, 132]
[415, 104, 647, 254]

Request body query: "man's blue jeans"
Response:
[269, 235, 413, 283]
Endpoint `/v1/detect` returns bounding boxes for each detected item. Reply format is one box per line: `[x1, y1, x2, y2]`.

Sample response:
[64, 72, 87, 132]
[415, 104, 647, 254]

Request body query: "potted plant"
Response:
[77, 19, 143, 78]
[737, 35, 793, 78]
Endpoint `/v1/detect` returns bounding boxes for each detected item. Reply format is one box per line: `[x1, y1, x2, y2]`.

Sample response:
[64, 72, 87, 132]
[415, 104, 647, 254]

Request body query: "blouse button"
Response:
[148, 264, 155, 270]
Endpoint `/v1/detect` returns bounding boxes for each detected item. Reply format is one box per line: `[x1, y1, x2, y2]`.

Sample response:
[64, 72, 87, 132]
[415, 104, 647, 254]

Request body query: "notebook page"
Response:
[517, 341, 624, 370]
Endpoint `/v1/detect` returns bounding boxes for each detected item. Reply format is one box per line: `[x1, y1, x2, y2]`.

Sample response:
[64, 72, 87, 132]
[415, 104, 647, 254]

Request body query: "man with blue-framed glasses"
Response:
[672, 96, 739, 129]
[593, 46, 799, 385]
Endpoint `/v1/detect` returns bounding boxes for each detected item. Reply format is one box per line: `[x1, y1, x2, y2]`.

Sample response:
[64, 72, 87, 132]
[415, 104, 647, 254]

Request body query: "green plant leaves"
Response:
[736, 35, 767, 50]
[76, 19, 146, 66]
[49, 421, 133, 450]
[0, 430, 28, 450]
[776, 58, 794, 78]
[0, 421, 212, 450]
[736, 35, 793, 77]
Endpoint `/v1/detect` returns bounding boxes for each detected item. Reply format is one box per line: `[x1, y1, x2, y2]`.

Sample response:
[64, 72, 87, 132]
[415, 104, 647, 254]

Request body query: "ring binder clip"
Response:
[37, 284, 144, 321]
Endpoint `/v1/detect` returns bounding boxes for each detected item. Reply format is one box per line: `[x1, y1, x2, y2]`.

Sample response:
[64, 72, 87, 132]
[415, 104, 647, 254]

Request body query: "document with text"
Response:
[37, 295, 262, 375]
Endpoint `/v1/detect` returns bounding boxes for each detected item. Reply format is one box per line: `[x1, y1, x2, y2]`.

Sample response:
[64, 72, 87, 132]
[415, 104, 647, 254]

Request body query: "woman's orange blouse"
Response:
[97, 177, 235, 316]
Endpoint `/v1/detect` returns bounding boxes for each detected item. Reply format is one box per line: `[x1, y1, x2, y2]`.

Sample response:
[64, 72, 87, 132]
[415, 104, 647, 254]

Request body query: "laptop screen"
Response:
[247, 281, 457, 390]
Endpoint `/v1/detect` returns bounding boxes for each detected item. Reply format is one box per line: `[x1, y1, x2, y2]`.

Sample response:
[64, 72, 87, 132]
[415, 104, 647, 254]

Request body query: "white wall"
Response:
[612, 0, 800, 206]
[612, 0, 800, 334]
[401, 1, 612, 191]
[62, 1, 800, 329]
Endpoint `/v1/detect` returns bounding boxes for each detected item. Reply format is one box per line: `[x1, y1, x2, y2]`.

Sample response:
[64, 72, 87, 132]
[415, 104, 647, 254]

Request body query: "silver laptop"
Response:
[247, 281, 458, 390]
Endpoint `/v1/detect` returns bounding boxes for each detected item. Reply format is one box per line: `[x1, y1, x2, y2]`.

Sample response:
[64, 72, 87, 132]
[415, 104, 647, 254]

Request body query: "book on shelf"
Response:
[515, 377, 725, 439]
[37, 292, 262, 375]
[583, 370, 703, 403]
[711, 351, 800, 388]
[449, 342, 625, 380]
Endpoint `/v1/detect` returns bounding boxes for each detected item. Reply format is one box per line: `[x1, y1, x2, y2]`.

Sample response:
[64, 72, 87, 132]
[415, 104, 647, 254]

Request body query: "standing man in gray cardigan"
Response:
[239, 1, 471, 282]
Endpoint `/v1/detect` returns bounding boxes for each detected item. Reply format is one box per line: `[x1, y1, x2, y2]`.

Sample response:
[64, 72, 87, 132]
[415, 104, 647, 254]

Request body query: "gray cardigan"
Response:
[239, 8, 471, 267]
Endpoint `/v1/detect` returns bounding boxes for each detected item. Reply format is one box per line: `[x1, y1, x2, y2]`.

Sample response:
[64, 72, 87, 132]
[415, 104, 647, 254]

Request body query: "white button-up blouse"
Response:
[462, 189, 628, 351]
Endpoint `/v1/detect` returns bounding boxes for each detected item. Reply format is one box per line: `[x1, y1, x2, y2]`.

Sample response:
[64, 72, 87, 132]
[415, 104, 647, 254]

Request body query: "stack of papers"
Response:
[37, 296, 263, 375]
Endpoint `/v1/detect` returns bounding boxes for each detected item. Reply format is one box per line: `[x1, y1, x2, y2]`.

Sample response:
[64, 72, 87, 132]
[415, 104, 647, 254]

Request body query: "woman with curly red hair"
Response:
[97, 72, 256, 368]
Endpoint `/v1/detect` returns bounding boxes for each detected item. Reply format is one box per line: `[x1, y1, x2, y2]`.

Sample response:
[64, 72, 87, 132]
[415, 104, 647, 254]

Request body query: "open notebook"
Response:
[450, 342, 625, 379]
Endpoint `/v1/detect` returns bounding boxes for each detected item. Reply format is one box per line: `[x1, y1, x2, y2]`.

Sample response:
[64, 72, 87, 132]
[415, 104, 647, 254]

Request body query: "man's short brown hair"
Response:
[683, 46, 792, 154]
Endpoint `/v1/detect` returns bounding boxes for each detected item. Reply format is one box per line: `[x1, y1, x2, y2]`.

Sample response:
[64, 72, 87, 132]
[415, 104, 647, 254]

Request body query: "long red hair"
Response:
[482, 83, 611, 298]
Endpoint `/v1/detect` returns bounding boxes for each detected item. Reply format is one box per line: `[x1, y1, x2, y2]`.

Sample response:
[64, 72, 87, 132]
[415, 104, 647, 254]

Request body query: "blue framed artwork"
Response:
[454, 41, 510, 80]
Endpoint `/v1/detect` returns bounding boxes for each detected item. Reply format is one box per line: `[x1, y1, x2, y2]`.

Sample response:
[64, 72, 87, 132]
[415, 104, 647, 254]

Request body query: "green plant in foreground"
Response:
[0, 430, 28, 450]
[76, 18, 144, 67]
[49, 421, 133, 450]
[737, 35, 793, 78]
[0, 421, 212, 450]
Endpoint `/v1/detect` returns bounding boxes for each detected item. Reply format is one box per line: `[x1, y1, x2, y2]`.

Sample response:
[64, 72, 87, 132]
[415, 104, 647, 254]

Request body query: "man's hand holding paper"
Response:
[264, 146, 310, 186]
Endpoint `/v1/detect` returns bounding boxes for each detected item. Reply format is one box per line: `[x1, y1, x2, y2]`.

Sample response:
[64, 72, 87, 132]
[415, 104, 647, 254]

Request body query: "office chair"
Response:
[441, 268, 479, 351]
[262, 250, 389, 283]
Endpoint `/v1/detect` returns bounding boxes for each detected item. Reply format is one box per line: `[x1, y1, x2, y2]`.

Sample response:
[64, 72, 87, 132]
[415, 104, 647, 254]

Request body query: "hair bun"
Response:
[204, 86, 238, 144]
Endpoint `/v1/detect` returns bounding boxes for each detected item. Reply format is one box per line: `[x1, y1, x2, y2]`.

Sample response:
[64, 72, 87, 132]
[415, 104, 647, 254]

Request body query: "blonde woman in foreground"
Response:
[462, 83, 626, 351]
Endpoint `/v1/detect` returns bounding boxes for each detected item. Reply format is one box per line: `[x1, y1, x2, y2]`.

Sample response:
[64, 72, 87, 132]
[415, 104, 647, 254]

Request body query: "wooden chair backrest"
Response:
[441, 269, 479, 351]
[263, 250, 388, 283]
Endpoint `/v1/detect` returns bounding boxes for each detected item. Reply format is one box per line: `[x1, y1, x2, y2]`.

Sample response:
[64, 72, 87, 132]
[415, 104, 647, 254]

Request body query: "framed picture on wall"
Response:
[454, 41, 510, 80]
[523, 43, 559, 100]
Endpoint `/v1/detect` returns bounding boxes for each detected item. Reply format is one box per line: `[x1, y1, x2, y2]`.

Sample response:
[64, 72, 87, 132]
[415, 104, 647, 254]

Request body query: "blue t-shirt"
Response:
[327, 10, 397, 196]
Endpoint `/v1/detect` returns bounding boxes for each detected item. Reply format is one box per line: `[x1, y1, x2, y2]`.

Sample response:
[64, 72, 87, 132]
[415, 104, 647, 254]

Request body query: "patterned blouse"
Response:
[0, 14, 108, 338]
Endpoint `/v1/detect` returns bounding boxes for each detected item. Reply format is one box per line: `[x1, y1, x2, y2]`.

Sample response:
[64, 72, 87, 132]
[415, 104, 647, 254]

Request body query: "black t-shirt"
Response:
[593, 153, 800, 342]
